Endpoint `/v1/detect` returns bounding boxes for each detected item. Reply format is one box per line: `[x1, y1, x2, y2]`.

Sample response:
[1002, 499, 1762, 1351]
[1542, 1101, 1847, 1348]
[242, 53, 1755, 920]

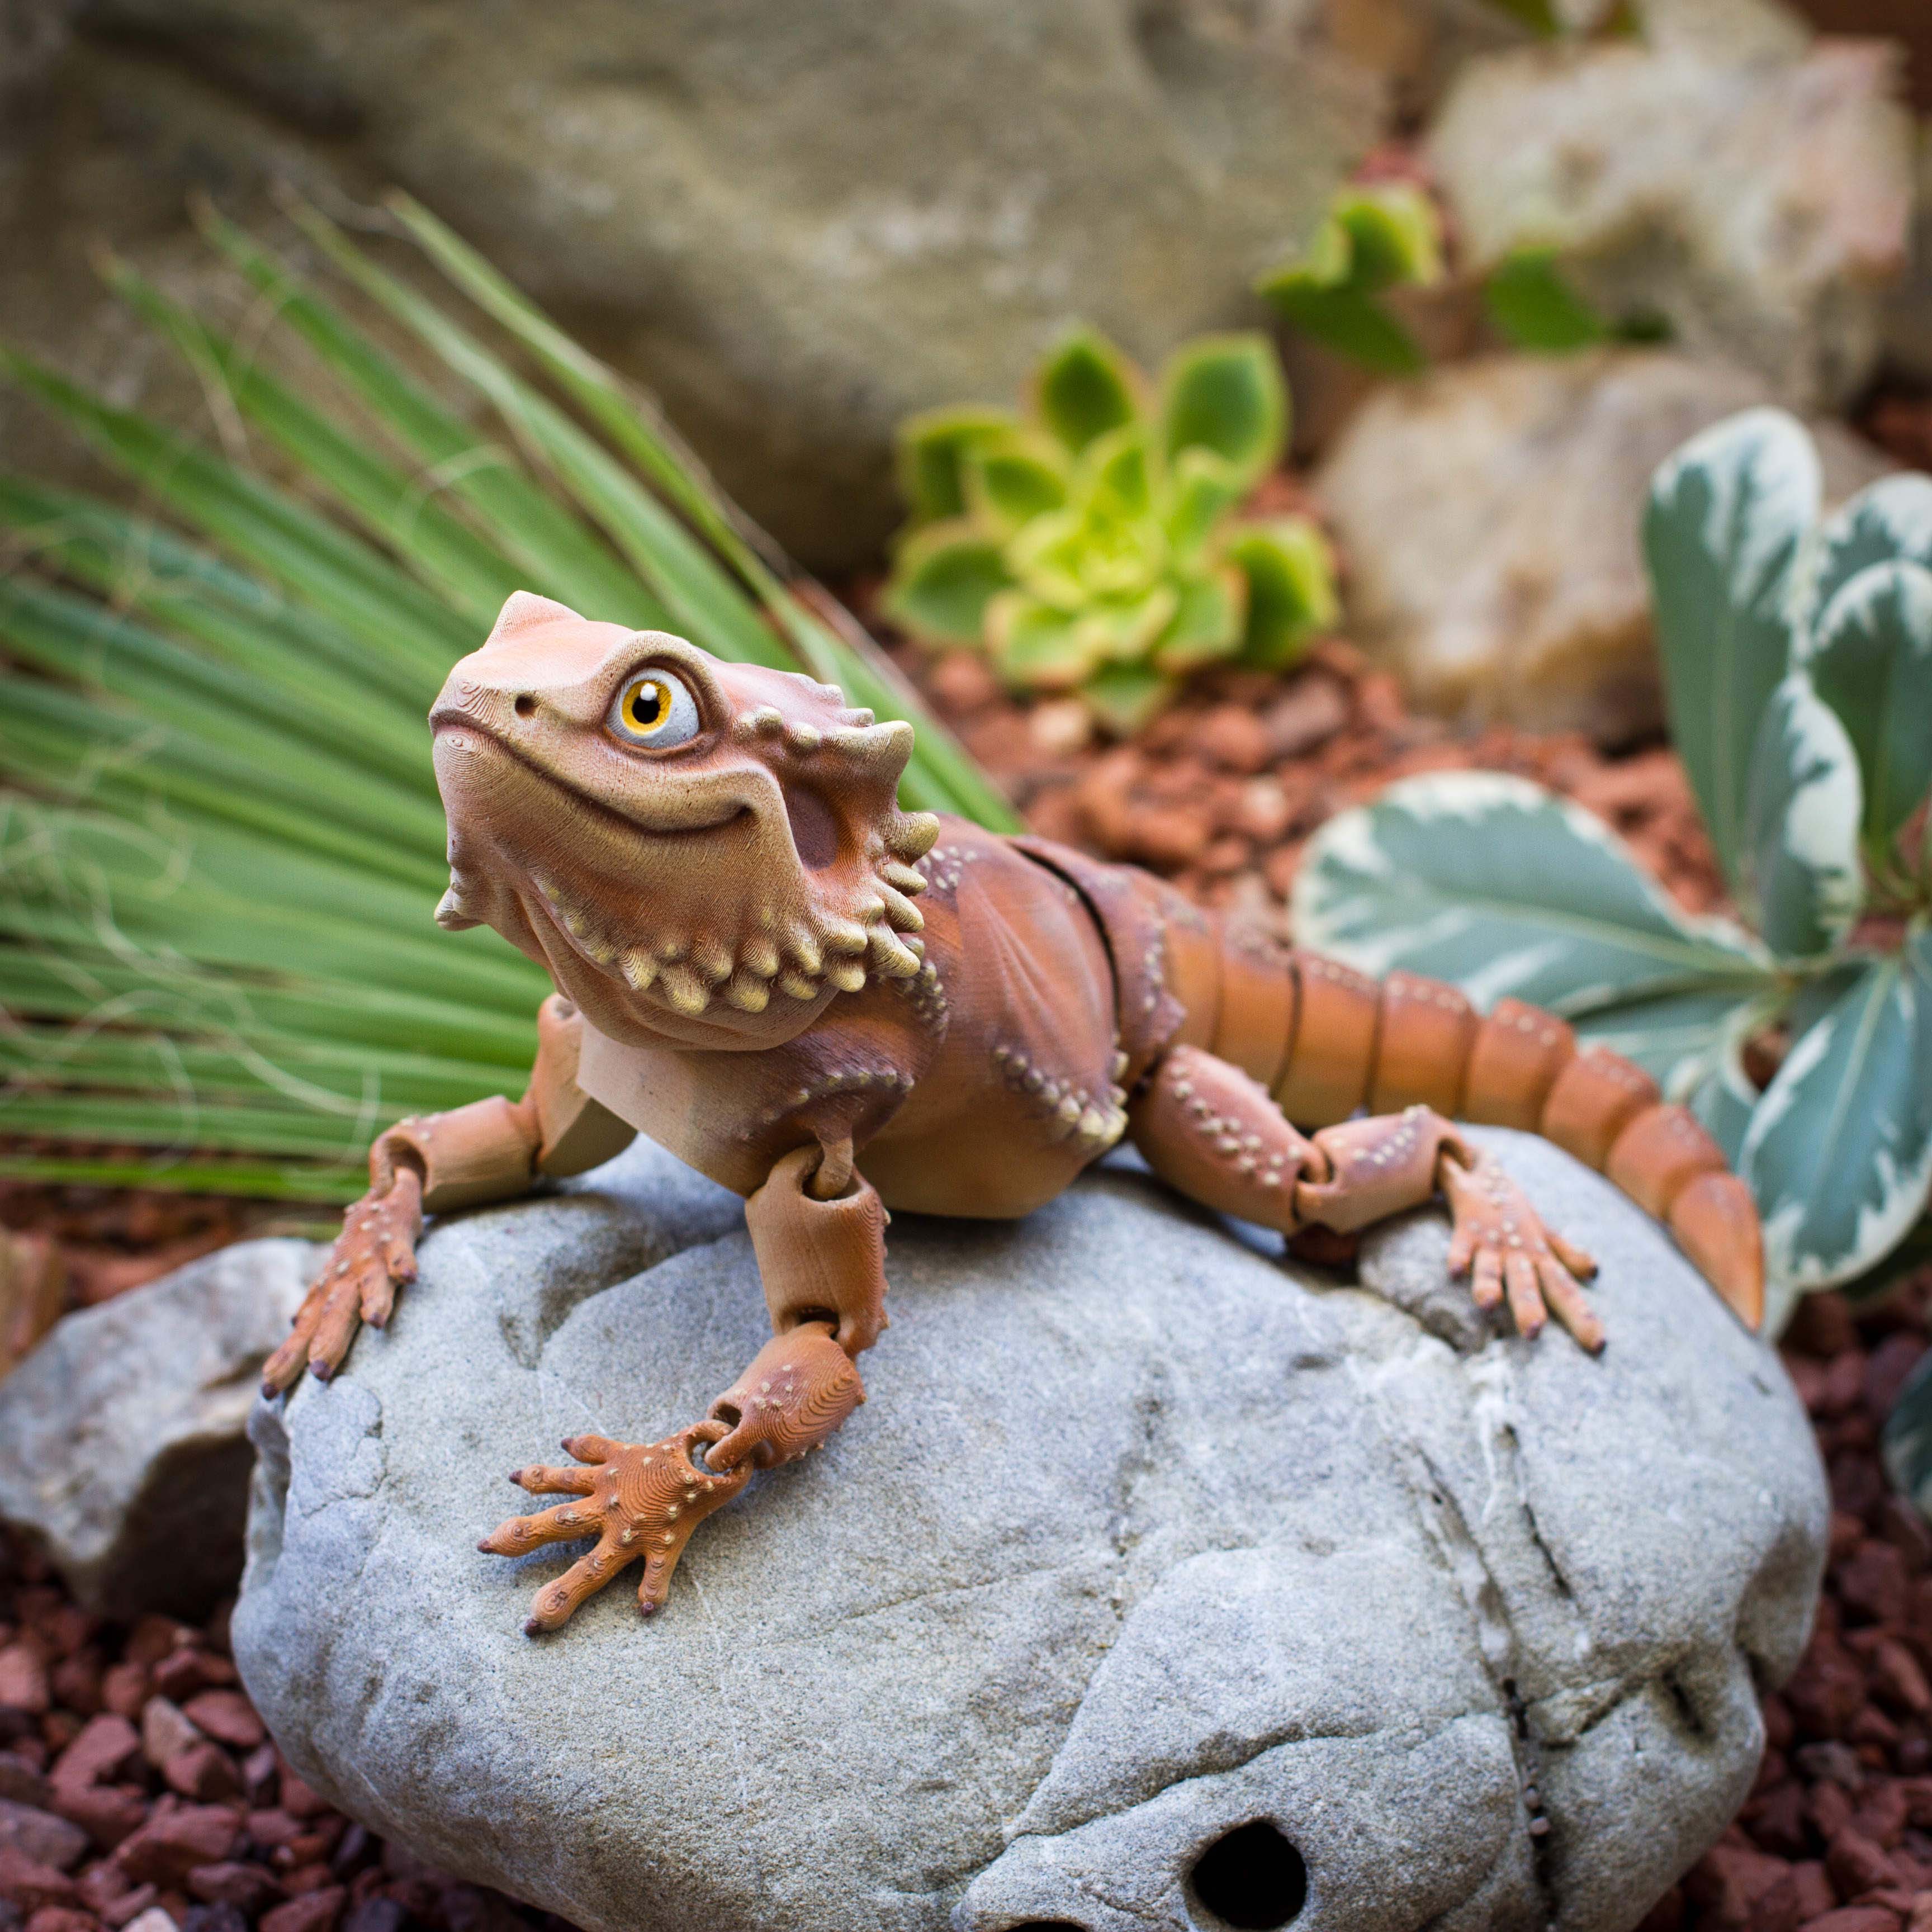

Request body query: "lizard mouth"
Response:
[433, 717, 750, 841]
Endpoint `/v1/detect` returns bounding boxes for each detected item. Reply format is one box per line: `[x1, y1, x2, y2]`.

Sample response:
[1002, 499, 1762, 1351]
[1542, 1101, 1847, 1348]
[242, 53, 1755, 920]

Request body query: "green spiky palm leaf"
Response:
[0, 201, 1016, 1200]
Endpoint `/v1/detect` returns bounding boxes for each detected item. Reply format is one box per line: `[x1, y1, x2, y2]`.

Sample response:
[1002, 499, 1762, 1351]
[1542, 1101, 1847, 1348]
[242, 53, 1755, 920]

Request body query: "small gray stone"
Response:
[0, 1794, 88, 1871]
[0, 1239, 319, 1620]
[235, 1131, 1825, 1932]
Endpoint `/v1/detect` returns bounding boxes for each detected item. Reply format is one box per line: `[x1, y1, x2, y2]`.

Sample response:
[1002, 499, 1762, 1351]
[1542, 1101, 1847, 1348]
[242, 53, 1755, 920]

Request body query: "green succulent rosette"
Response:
[884, 329, 1337, 734]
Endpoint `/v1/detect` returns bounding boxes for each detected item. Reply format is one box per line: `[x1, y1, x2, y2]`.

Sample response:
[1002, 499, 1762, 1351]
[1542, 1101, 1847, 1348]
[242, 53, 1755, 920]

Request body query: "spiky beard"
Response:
[444, 787, 936, 1044]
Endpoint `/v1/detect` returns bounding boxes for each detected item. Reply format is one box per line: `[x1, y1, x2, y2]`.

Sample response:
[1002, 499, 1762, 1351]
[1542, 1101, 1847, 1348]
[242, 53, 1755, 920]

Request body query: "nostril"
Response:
[1003, 1924, 1090, 1931]
[514, 694, 536, 718]
[1188, 1820, 1308, 1930]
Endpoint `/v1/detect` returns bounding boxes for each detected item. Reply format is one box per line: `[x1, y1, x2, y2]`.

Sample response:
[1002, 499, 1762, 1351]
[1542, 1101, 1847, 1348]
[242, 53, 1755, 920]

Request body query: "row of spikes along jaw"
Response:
[446, 694, 941, 1025]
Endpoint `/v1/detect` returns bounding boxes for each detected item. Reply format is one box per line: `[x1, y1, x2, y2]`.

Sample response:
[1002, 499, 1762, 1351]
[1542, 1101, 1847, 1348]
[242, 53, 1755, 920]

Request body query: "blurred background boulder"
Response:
[0, 0, 1389, 571]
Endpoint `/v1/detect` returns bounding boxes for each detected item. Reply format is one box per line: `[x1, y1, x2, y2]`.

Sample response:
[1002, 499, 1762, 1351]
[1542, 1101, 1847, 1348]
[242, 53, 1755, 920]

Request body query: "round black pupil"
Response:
[631, 684, 664, 727]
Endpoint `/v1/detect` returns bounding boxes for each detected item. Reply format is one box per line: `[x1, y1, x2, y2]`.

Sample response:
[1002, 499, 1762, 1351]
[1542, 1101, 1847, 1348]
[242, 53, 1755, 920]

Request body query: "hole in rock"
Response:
[1189, 1819, 1308, 1930]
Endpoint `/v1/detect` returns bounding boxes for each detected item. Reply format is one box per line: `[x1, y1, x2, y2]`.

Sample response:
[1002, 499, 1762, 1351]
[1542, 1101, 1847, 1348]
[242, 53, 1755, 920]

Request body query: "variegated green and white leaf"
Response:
[1742, 671, 1863, 958]
[1644, 408, 1819, 889]
[1687, 995, 1786, 1162]
[1292, 773, 1770, 1019]
[1573, 987, 1765, 1097]
[1805, 560, 1932, 860]
[1741, 930, 1932, 1303]
[1881, 1344, 1932, 1516]
[1802, 471, 1932, 632]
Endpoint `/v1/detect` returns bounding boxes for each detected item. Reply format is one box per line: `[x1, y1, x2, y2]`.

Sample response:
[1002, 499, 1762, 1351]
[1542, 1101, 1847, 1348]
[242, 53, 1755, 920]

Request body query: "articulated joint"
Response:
[377, 1097, 541, 1215]
[745, 1144, 890, 1357]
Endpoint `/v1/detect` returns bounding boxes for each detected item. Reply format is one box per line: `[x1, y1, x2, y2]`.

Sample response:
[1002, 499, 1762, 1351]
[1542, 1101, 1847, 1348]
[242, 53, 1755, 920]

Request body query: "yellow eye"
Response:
[609, 670, 701, 746]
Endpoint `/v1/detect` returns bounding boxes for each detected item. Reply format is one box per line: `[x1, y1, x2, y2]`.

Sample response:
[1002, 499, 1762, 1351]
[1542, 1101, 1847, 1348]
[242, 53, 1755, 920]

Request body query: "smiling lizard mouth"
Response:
[434, 719, 749, 841]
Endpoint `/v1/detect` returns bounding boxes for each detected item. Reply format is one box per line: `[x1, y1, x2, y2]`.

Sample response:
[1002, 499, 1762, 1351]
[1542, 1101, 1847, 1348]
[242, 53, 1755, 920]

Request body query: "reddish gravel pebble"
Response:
[260, 1888, 344, 1932]
[115, 1807, 241, 1888]
[0, 1532, 585, 1932]
[1645, 1284, 1932, 1931]
[879, 616, 1734, 929]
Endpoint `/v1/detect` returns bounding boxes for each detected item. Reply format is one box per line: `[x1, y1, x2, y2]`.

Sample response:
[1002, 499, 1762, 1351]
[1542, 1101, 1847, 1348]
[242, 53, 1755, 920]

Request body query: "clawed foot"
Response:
[481, 1428, 752, 1632]
[263, 1166, 423, 1394]
[482, 1323, 866, 1632]
[1442, 1149, 1602, 1352]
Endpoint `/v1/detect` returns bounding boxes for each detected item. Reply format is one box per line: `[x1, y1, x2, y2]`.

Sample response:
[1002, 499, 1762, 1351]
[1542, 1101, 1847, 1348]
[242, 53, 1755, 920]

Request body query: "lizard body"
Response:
[265, 594, 1765, 1635]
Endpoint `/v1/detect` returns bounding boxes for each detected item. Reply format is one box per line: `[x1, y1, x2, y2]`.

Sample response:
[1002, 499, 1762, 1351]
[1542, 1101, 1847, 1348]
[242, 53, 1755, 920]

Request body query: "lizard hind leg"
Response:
[1126, 1043, 1323, 1233]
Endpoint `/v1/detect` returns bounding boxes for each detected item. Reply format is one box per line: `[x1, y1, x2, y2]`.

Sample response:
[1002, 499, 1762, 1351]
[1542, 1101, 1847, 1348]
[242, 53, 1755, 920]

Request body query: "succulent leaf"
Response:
[1805, 472, 1932, 629]
[1081, 661, 1176, 736]
[894, 405, 1020, 527]
[1332, 183, 1443, 294]
[1157, 334, 1286, 492]
[984, 591, 1100, 690]
[1166, 448, 1247, 561]
[889, 325, 1319, 718]
[1742, 671, 1864, 958]
[880, 522, 1015, 646]
[1265, 283, 1429, 377]
[1257, 182, 1443, 375]
[1077, 424, 1156, 523]
[961, 431, 1069, 534]
[1484, 249, 1608, 354]
[1741, 932, 1932, 1305]
[1644, 407, 1820, 891]
[1081, 585, 1182, 664]
[1034, 330, 1142, 456]
[1152, 567, 1247, 674]
[1226, 518, 1339, 669]
[1806, 560, 1932, 861]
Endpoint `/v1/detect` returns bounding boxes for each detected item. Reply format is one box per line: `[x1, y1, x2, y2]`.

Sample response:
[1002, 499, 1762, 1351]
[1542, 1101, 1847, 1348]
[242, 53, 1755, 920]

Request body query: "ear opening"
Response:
[484, 591, 585, 648]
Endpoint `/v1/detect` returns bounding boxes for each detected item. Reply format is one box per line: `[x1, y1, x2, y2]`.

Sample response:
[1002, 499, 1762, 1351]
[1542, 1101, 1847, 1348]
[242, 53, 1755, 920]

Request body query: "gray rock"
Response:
[1315, 349, 1894, 744]
[0, 1239, 318, 1620]
[235, 1130, 1825, 1932]
[15, 0, 1382, 571]
[1427, 27, 1914, 413]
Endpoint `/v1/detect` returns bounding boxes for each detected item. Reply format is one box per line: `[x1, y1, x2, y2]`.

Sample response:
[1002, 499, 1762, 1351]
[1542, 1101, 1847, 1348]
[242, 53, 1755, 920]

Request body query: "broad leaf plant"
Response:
[883, 329, 1338, 735]
[1294, 411, 1932, 1382]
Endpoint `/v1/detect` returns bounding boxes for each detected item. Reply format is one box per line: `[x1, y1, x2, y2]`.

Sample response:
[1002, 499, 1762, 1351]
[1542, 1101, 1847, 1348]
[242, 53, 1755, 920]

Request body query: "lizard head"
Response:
[429, 594, 939, 1050]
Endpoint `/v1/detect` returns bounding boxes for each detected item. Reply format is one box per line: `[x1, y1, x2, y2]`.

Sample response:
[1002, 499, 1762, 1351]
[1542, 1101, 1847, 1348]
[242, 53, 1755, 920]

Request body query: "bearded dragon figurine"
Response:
[264, 593, 1766, 1636]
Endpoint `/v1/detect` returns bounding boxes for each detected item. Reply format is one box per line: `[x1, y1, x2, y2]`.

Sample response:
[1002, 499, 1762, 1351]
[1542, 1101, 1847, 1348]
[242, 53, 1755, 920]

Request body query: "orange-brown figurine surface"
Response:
[262, 594, 1769, 1635]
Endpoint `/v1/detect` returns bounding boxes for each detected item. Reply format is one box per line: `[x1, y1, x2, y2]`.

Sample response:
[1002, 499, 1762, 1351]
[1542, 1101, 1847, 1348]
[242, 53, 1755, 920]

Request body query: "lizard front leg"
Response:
[264, 995, 635, 1393]
[481, 1137, 887, 1631]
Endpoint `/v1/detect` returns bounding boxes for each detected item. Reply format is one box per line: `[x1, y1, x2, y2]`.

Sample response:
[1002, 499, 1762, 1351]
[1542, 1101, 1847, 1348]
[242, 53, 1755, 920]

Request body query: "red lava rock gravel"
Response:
[0, 1540, 581, 1932]
[891, 629, 1731, 926]
[1644, 1283, 1932, 1932]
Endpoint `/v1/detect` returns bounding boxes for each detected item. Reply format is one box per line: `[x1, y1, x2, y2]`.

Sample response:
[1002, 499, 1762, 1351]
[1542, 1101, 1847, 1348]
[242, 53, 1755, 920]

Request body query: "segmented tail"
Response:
[1161, 916, 1764, 1328]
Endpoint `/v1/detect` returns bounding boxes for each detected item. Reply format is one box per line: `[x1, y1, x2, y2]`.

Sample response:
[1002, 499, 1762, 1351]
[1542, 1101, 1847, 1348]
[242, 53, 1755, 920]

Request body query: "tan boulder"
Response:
[1314, 349, 1893, 744]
